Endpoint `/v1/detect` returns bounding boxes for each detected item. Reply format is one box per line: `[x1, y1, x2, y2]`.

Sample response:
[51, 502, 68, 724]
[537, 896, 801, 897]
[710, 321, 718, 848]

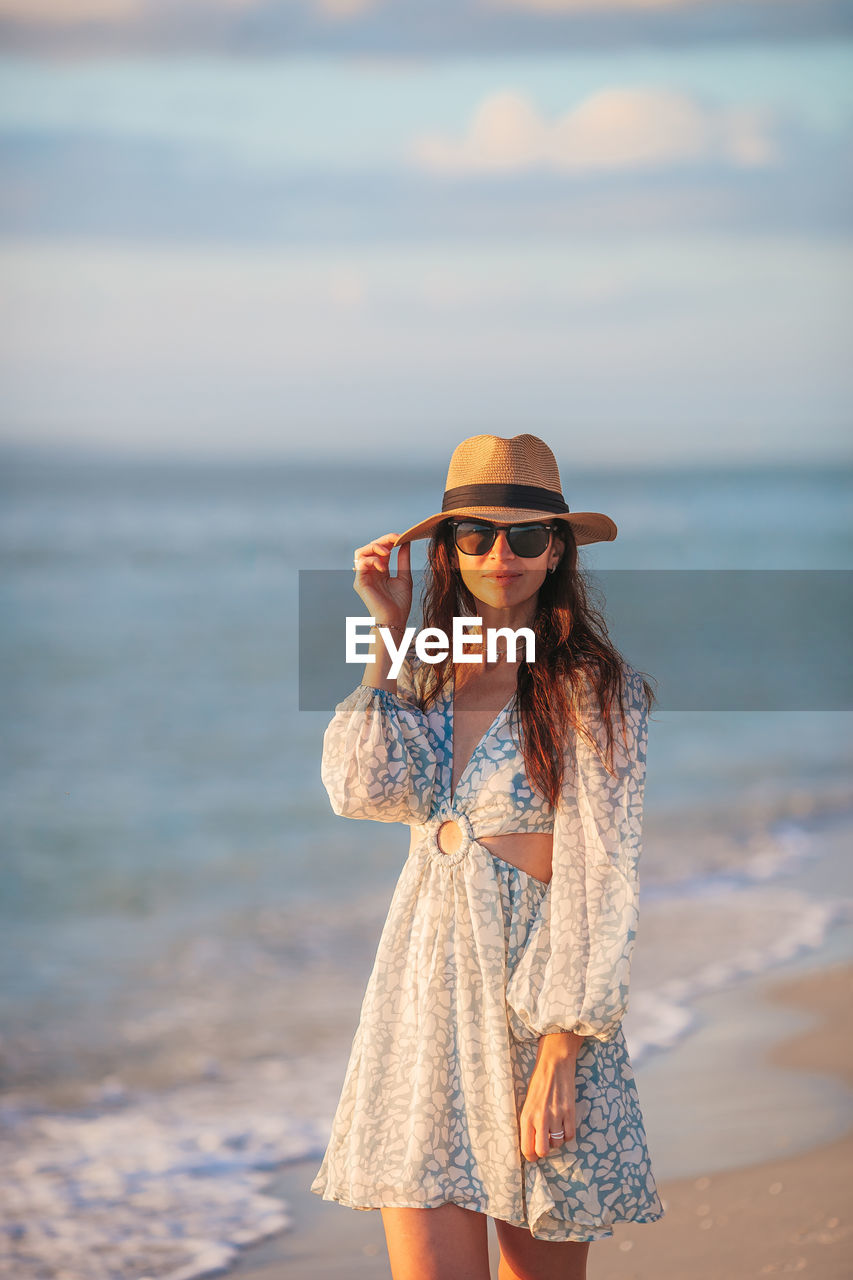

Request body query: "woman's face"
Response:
[449, 519, 564, 613]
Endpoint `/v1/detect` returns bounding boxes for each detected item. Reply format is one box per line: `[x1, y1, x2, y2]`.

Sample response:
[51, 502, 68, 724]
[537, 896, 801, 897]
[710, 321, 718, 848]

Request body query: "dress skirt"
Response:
[309, 832, 664, 1242]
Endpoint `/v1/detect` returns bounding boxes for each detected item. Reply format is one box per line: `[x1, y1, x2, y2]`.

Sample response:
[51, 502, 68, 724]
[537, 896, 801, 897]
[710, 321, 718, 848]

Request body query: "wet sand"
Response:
[591, 962, 853, 1279]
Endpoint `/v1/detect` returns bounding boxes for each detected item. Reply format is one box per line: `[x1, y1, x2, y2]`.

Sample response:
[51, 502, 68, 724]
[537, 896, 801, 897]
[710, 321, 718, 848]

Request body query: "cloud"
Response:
[409, 87, 781, 175]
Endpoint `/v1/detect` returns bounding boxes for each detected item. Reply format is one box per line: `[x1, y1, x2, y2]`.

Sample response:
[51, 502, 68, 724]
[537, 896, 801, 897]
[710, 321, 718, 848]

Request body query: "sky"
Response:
[0, 1, 851, 464]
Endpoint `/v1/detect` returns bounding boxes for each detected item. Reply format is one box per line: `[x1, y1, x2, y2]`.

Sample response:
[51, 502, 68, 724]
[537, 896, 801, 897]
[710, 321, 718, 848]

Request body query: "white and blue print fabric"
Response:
[310, 653, 663, 1241]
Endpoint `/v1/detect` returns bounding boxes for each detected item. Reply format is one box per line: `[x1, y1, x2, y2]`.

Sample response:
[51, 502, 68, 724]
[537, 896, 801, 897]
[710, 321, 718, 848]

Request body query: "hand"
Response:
[352, 534, 413, 633]
[518, 1036, 580, 1161]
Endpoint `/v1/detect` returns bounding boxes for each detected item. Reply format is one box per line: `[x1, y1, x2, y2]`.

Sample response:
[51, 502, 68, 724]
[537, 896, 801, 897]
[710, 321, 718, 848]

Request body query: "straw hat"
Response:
[392, 433, 617, 547]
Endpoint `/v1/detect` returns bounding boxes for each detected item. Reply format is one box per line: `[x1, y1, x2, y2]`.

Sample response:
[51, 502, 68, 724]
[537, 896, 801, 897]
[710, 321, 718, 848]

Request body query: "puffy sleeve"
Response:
[320, 654, 440, 825]
[505, 661, 649, 1044]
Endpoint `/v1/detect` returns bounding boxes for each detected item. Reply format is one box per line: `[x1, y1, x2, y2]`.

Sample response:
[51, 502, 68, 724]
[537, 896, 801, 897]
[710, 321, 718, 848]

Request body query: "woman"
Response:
[310, 434, 664, 1280]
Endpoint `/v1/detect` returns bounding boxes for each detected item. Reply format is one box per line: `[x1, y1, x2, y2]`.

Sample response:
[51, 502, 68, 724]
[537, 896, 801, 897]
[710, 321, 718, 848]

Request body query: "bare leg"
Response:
[380, 1202, 491, 1280]
[495, 1219, 590, 1280]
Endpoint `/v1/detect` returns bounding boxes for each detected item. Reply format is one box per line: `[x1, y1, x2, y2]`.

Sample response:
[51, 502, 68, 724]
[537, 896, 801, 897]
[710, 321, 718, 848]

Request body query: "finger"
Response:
[547, 1114, 572, 1148]
[353, 538, 399, 571]
[363, 533, 402, 554]
[519, 1114, 537, 1163]
[353, 533, 399, 557]
[353, 548, 393, 570]
[354, 555, 388, 572]
[354, 548, 389, 564]
[539, 1118, 567, 1157]
[395, 539, 412, 581]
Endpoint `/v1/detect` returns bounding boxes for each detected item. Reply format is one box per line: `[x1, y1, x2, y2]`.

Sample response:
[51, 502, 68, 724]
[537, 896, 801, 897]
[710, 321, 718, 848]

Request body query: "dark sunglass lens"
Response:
[455, 522, 495, 555]
[508, 525, 551, 557]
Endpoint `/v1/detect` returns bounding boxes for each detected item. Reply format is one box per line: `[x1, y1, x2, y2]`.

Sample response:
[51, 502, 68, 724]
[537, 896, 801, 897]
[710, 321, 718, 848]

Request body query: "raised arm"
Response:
[320, 534, 439, 825]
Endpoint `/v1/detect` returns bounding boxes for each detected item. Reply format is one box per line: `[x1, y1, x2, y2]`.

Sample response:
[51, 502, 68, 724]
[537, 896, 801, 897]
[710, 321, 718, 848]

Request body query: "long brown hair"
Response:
[413, 519, 656, 809]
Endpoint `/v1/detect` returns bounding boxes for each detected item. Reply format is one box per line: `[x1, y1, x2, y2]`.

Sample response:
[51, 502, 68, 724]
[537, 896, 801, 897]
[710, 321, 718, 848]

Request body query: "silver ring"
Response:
[549, 1130, 565, 1140]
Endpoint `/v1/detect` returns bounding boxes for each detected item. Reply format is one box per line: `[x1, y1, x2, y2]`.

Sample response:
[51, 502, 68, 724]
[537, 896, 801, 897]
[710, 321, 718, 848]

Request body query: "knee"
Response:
[495, 1223, 590, 1280]
[498, 1256, 522, 1280]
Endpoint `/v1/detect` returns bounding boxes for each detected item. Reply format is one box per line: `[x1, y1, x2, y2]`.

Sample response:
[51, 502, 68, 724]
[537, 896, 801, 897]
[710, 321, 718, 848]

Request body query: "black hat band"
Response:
[442, 482, 570, 515]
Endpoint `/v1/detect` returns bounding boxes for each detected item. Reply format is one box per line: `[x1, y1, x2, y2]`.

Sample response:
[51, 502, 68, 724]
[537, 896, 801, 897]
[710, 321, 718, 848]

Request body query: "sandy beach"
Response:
[225, 957, 853, 1280]
[591, 961, 853, 1279]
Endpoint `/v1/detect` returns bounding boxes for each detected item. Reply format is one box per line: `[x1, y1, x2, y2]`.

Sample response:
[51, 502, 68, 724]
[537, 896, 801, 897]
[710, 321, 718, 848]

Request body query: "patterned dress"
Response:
[309, 653, 664, 1242]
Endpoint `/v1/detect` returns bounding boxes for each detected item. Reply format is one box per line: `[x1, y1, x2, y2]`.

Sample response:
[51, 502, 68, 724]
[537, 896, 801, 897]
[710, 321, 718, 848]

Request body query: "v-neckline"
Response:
[447, 668, 516, 806]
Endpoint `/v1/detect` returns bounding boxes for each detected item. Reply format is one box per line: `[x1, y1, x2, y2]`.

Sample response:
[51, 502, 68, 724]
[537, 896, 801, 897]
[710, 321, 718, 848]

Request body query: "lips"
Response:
[488, 572, 522, 581]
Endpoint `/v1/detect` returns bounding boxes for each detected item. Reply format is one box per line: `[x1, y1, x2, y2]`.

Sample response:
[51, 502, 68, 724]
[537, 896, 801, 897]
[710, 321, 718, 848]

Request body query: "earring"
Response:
[548, 565, 556, 575]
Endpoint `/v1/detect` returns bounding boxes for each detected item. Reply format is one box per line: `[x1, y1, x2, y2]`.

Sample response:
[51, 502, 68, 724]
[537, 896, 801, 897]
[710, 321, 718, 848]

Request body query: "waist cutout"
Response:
[411, 812, 553, 885]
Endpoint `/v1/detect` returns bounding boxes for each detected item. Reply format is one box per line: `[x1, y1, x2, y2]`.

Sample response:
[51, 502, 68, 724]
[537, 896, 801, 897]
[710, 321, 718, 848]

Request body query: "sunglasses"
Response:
[451, 519, 555, 559]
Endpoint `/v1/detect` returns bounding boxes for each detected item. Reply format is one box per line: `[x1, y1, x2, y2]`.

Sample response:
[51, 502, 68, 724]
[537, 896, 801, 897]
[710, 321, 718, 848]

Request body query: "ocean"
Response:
[1, 450, 851, 1280]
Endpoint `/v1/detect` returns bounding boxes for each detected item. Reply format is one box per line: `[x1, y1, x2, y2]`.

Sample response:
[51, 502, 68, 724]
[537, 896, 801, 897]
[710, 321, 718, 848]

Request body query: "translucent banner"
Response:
[299, 569, 852, 712]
